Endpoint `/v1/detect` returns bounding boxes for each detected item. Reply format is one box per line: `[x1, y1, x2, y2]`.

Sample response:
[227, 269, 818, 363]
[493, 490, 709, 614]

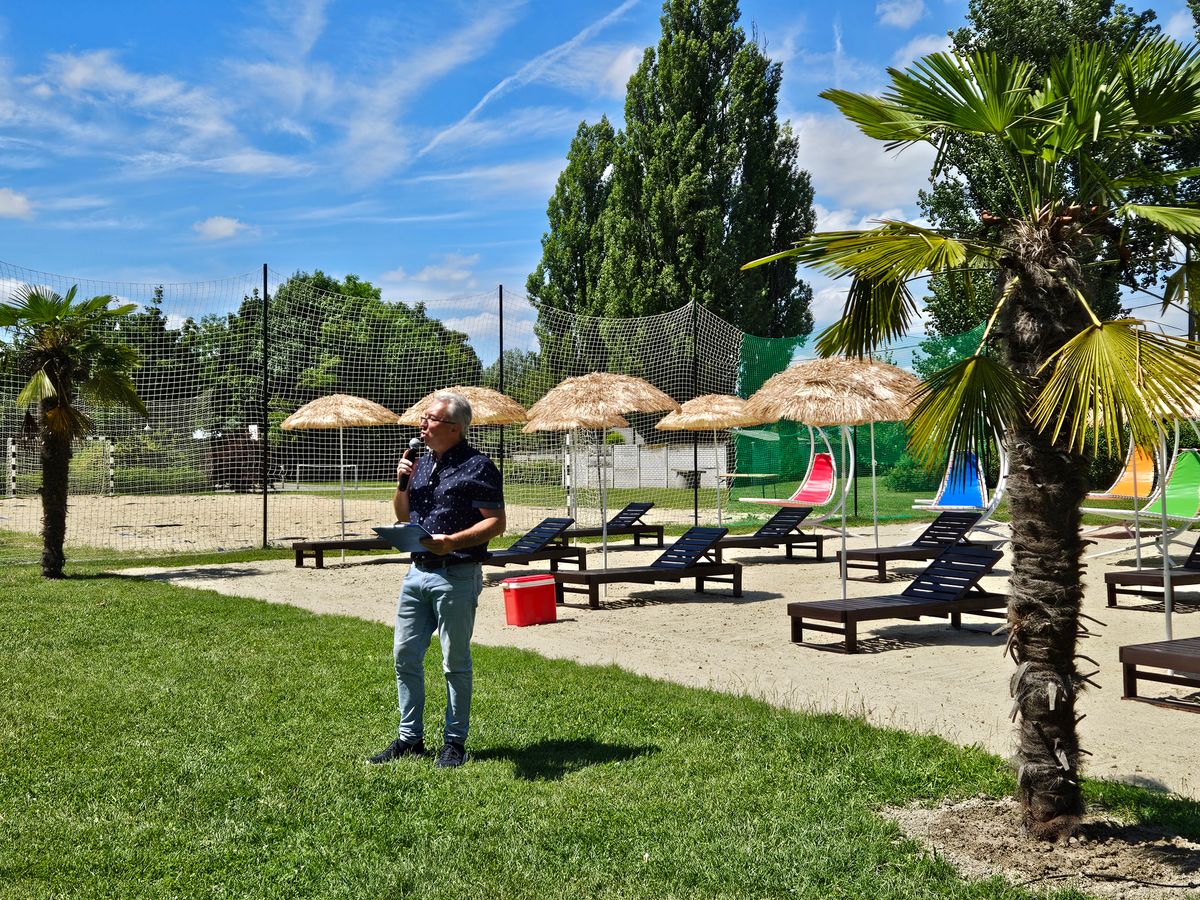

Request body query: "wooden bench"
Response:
[1119, 637, 1200, 711]
[1106, 535, 1200, 606]
[788, 544, 1005, 653]
[293, 537, 393, 568]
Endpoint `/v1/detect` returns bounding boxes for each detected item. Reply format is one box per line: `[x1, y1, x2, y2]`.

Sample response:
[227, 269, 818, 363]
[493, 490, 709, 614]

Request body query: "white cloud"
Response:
[813, 204, 910, 232]
[379, 253, 483, 299]
[419, 0, 639, 158]
[794, 113, 935, 212]
[406, 106, 584, 157]
[539, 43, 643, 98]
[406, 159, 563, 198]
[0, 187, 33, 219]
[193, 215, 250, 241]
[891, 33, 950, 68]
[876, 0, 926, 29]
[1165, 8, 1196, 42]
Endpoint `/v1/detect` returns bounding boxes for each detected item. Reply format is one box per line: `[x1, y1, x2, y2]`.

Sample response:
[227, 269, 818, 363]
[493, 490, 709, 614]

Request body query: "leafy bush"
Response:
[504, 458, 560, 484]
[883, 453, 940, 492]
[605, 431, 625, 445]
[114, 466, 208, 495]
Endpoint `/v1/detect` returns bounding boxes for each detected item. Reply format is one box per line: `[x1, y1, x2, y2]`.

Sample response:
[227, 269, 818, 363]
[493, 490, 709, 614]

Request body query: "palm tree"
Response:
[1, 285, 146, 578]
[746, 38, 1200, 839]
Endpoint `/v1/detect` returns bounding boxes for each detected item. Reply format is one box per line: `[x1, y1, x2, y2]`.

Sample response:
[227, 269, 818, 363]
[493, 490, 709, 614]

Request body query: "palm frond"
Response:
[1032, 321, 1200, 453]
[1119, 35, 1200, 127]
[15, 368, 57, 406]
[819, 90, 927, 146]
[82, 370, 148, 417]
[42, 403, 94, 440]
[768, 223, 993, 281]
[906, 355, 1027, 469]
[1120, 204, 1200, 235]
[1162, 250, 1200, 313]
[814, 275, 917, 357]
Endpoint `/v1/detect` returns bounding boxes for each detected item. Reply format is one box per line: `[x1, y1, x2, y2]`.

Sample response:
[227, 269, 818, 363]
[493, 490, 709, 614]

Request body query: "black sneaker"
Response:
[368, 737, 425, 764]
[435, 742, 467, 769]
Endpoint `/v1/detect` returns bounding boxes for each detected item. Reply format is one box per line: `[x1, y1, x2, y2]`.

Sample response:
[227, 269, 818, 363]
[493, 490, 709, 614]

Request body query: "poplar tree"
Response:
[528, 0, 815, 340]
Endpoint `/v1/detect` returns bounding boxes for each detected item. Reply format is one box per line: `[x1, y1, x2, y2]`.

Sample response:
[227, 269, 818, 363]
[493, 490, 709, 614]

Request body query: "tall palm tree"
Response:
[1, 285, 146, 578]
[746, 38, 1200, 839]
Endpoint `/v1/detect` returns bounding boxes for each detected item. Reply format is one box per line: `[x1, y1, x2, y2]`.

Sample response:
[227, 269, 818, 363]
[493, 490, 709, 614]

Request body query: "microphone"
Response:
[398, 438, 421, 492]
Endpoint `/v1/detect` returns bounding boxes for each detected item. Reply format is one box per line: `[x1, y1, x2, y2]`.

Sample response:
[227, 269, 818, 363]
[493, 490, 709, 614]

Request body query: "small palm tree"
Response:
[1, 285, 146, 577]
[746, 38, 1200, 839]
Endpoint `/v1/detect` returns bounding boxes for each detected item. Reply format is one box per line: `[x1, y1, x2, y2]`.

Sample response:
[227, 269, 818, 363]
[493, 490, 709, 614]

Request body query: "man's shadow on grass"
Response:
[473, 737, 658, 781]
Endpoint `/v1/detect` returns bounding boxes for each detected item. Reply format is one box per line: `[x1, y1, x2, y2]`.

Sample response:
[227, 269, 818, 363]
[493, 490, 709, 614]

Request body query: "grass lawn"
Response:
[3, 560, 1197, 899]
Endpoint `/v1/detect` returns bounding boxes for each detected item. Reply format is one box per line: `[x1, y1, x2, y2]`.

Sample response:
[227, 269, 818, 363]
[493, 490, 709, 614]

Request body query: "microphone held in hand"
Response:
[398, 437, 421, 491]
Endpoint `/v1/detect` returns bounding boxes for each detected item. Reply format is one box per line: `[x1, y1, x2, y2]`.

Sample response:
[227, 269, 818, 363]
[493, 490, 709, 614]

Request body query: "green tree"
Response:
[0, 285, 146, 577]
[747, 40, 1200, 838]
[918, 0, 1171, 337]
[531, 0, 815, 344]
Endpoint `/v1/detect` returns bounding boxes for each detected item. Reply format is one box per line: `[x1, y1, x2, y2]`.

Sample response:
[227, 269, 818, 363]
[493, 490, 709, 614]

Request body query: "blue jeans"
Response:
[393, 562, 482, 745]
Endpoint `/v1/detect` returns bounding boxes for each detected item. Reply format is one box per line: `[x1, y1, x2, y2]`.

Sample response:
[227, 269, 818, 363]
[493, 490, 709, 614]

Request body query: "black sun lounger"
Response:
[837, 511, 982, 581]
[563, 502, 664, 547]
[788, 544, 1005, 653]
[486, 517, 586, 573]
[1119, 637, 1200, 711]
[714, 507, 826, 561]
[554, 526, 740, 609]
[1106, 534, 1200, 607]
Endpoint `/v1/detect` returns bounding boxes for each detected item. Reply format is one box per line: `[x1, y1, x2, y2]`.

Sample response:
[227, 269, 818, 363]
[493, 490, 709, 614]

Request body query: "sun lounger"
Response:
[837, 511, 983, 581]
[486, 517, 585, 570]
[293, 536, 393, 568]
[554, 526, 741, 609]
[713, 507, 827, 561]
[1105, 533, 1200, 607]
[1119, 637, 1200, 710]
[563, 502, 664, 547]
[787, 544, 1005, 653]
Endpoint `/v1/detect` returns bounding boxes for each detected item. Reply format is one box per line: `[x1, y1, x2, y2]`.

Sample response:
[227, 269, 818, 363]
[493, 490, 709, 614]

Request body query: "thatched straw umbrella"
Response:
[748, 358, 921, 599]
[281, 394, 402, 547]
[655, 394, 767, 525]
[523, 373, 679, 564]
[397, 386, 527, 426]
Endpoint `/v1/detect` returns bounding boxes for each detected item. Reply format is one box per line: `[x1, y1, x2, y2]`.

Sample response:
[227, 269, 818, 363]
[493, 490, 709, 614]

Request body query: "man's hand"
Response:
[419, 534, 455, 556]
[395, 455, 416, 489]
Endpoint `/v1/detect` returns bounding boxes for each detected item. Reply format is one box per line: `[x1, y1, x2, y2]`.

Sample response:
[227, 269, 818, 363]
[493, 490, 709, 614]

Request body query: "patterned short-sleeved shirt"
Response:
[408, 439, 504, 563]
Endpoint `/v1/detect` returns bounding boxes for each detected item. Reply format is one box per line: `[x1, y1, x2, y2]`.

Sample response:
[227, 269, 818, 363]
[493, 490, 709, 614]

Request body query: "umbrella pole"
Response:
[1132, 436, 1142, 569]
[1160, 429, 1173, 641]
[714, 431, 721, 526]
[339, 427, 346, 563]
[841, 425, 848, 603]
[870, 421, 879, 548]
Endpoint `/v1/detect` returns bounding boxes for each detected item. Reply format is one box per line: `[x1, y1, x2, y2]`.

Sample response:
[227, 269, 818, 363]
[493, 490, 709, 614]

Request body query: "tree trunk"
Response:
[998, 222, 1093, 840]
[39, 421, 72, 579]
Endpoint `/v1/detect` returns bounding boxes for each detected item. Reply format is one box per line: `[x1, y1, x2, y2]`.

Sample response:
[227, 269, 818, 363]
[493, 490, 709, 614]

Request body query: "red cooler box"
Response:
[501, 574, 558, 626]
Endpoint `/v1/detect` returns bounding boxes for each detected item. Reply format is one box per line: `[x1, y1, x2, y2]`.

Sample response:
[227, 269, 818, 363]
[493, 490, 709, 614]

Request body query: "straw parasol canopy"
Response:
[280, 393, 401, 430]
[655, 394, 766, 432]
[745, 357, 920, 427]
[522, 372, 679, 432]
[397, 386, 527, 427]
[280, 394, 402, 549]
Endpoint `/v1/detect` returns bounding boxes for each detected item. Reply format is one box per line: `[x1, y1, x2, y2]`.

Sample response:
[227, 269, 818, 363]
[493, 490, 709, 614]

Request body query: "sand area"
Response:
[122, 521, 1199, 801]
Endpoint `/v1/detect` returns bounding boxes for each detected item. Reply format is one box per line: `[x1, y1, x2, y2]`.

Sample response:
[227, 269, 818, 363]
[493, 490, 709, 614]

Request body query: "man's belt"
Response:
[411, 555, 479, 570]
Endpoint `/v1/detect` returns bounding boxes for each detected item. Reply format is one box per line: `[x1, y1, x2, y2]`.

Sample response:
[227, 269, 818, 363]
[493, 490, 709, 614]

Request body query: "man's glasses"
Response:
[420, 415, 454, 426]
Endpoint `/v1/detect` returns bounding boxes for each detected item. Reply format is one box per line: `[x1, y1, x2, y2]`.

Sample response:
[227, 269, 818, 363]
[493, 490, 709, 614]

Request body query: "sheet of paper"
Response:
[371, 523, 433, 553]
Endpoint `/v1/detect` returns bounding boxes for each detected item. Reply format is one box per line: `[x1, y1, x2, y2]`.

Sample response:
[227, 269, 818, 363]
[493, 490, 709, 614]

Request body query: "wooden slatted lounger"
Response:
[1106, 534, 1200, 607]
[294, 536, 393, 568]
[713, 507, 827, 561]
[837, 511, 983, 581]
[554, 526, 741, 609]
[486, 517, 586, 604]
[787, 544, 1005, 653]
[1120, 637, 1200, 711]
[562, 502, 664, 547]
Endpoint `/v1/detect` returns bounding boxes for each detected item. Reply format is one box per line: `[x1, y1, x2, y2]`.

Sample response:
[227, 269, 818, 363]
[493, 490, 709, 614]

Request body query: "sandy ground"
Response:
[0, 492, 708, 554]
[121, 522, 1200, 800]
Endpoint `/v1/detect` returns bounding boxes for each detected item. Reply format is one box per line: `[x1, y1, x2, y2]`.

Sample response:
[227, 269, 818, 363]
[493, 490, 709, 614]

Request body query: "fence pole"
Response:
[852, 425, 858, 518]
[691, 301, 699, 525]
[261, 263, 270, 550]
[498, 284, 505, 476]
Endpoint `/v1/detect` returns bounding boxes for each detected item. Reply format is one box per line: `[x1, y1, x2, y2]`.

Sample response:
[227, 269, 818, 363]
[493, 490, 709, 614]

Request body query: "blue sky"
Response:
[1, 0, 1195, 356]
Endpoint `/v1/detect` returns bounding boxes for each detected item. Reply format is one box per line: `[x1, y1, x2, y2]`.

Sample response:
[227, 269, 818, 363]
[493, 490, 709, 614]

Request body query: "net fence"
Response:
[2, 259, 1016, 563]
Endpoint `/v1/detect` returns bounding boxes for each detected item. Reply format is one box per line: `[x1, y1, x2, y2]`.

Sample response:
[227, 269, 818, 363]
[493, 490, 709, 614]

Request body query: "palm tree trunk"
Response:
[40, 424, 71, 579]
[999, 223, 1093, 840]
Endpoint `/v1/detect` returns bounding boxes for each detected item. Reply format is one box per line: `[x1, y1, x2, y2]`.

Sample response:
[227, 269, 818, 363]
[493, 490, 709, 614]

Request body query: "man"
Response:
[369, 392, 505, 768]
